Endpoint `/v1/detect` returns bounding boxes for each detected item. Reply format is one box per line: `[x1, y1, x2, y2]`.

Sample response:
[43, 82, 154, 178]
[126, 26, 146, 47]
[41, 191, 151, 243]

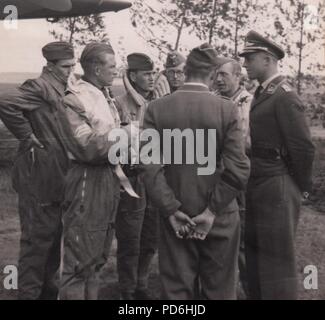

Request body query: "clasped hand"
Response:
[168, 208, 215, 241]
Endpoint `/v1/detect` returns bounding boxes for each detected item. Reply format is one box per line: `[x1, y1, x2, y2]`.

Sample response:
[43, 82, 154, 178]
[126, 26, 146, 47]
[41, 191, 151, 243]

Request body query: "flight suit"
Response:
[59, 79, 121, 300]
[0, 67, 69, 299]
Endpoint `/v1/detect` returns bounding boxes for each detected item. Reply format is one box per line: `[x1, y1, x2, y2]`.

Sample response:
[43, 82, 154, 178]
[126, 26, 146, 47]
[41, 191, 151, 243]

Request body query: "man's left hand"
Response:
[187, 207, 216, 241]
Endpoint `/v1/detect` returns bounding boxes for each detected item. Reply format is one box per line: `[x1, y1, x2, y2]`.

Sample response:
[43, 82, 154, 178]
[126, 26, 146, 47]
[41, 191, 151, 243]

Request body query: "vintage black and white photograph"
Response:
[0, 0, 324, 302]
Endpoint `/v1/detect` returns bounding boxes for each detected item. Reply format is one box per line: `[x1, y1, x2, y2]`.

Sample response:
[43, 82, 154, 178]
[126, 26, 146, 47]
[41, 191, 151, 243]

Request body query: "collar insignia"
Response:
[266, 83, 276, 94]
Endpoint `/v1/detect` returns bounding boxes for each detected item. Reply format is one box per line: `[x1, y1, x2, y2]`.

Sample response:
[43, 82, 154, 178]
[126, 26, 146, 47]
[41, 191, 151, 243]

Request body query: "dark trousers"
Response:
[17, 192, 62, 300]
[237, 192, 249, 298]
[159, 211, 240, 300]
[245, 174, 301, 300]
[116, 175, 159, 295]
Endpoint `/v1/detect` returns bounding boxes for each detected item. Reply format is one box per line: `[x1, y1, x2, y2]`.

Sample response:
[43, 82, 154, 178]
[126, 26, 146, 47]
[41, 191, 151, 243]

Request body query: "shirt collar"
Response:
[67, 77, 103, 97]
[41, 66, 67, 96]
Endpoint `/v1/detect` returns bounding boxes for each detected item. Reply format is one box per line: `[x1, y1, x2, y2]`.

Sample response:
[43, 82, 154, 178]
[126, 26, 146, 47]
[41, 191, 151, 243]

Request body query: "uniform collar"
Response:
[69, 77, 101, 93]
[230, 86, 244, 101]
[251, 74, 284, 110]
[184, 82, 209, 89]
[260, 73, 281, 92]
[179, 82, 210, 92]
[41, 66, 67, 96]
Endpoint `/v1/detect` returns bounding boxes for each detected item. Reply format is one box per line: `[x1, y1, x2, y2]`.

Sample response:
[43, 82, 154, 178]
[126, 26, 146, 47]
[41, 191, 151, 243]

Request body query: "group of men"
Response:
[0, 29, 315, 300]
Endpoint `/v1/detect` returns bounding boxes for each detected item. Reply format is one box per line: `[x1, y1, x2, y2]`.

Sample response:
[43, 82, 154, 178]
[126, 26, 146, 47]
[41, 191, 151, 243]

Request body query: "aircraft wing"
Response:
[0, 0, 132, 20]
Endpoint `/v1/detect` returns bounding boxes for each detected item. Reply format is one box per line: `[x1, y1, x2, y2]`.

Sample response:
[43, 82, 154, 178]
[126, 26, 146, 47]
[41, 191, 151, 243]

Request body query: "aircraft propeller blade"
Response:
[29, 0, 73, 12]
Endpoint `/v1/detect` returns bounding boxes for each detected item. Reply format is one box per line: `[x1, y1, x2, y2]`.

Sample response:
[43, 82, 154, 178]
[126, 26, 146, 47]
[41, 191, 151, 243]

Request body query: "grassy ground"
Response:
[0, 168, 19, 300]
[0, 175, 324, 300]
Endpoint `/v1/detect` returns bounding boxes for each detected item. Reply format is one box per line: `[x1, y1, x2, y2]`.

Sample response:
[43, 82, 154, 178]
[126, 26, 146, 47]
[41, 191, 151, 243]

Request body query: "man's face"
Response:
[97, 53, 117, 87]
[242, 52, 267, 80]
[131, 70, 156, 92]
[53, 58, 76, 82]
[215, 62, 240, 97]
[165, 63, 185, 90]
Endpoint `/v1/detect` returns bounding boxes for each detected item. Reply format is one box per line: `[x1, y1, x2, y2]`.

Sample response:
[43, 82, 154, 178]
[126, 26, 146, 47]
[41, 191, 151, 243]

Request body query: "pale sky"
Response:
[0, 9, 151, 73]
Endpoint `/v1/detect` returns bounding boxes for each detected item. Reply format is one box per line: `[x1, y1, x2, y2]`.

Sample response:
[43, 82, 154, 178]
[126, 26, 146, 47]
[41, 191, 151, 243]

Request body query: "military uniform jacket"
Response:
[250, 75, 315, 192]
[141, 83, 251, 218]
[0, 67, 70, 204]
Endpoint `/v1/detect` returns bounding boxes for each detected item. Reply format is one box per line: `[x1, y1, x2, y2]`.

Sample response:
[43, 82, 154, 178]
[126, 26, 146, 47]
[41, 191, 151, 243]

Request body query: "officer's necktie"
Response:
[254, 85, 263, 100]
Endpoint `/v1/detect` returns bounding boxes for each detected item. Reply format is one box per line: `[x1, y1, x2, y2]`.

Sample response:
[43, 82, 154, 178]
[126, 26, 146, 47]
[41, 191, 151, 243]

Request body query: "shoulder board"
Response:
[280, 83, 292, 92]
[220, 95, 230, 100]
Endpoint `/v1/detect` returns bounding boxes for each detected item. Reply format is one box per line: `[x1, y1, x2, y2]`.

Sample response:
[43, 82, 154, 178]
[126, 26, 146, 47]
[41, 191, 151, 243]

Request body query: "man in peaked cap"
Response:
[114, 52, 170, 300]
[239, 31, 315, 299]
[239, 30, 285, 60]
[140, 43, 250, 299]
[0, 41, 75, 299]
[164, 51, 186, 93]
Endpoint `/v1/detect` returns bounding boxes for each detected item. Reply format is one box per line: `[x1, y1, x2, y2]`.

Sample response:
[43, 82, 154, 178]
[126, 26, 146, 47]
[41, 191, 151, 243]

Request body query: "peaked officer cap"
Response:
[239, 30, 285, 60]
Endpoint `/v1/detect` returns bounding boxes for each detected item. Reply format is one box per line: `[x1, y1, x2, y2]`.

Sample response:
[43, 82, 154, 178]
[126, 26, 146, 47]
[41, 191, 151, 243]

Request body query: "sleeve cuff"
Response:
[161, 200, 182, 219]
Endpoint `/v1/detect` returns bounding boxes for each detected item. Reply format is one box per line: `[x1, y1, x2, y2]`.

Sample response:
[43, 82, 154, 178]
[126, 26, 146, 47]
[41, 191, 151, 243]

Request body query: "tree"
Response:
[208, 0, 218, 44]
[49, 14, 109, 46]
[129, 0, 197, 58]
[189, 0, 266, 57]
[273, 0, 325, 94]
[127, 0, 325, 82]
[130, 0, 262, 59]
